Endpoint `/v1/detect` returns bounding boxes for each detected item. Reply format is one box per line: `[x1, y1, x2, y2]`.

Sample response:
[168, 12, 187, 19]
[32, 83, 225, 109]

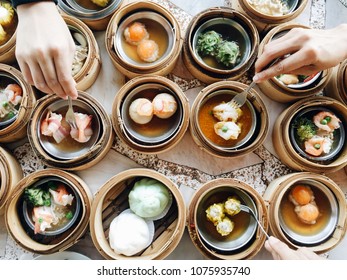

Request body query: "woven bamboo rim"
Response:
[257, 23, 332, 103]
[187, 178, 268, 260]
[105, 1, 183, 78]
[5, 168, 92, 254]
[273, 96, 347, 173]
[182, 7, 259, 84]
[190, 81, 269, 158]
[112, 75, 190, 154]
[263, 172, 347, 254]
[0, 64, 37, 143]
[0, 147, 23, 215]
[236, 0, 308, 33]
[0, 1, 17, 64]
[325, 59, 347, 105]
[62, 14, 101, 91]
[90, 168, 186, 260]
[27, 91, 114, 170]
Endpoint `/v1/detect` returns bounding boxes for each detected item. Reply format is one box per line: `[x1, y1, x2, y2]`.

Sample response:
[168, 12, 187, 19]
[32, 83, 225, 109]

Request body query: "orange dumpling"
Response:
[124, 22, 149, 46]
[289, 185, 314, 206]
[294, 203, 320, 225]
[137, 39, 159, 63]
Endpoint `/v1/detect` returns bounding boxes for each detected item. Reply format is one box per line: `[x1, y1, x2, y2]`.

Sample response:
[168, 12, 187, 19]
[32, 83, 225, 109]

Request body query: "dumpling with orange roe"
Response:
[137, 39, 159, 63]
[294, 202, 320, 225]
[124, 21, 149, 46]
[289, 185, 314, 206]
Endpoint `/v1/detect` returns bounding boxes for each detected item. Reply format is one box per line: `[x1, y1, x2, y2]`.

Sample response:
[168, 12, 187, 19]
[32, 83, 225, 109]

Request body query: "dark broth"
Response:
[198, 93, 253, 147]
[280, 186, 332, 236]
[121, 18, 168, 63]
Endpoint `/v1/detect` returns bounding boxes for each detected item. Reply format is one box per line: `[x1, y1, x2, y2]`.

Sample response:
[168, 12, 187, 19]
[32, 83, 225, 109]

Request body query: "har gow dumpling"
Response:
[129, 98, 154, 124]
[109, 209, 154, 256]
[129, 178, 172, 220]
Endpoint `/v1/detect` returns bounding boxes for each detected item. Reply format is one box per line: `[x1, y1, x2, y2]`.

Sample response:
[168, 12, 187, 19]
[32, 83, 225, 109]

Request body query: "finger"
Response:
[296, 247, 323, 260]
[53, 48, 78, 100]
[17, 61, 34, 85]
[36, 51, 68, 98]
[27, 61, 54, 95]
[266, 236, 299, 260]
[287, 65, 321, 76]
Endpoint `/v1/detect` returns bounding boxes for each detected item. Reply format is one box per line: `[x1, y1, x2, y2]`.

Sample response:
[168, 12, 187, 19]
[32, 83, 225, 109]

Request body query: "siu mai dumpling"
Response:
[152, 93, 177, 119]
[124, 21, 149, 46]
[214, 121, 241, 140]
[0, 25, 6, 44]
[0, 2, 14, 27]
[216, 217, 234, 236]
[109, 209, 154, 256]
[91, 0, 109, 7]
[70, 112, 93, 143]
[206, 203, 225, 225]
[224, 196, 241, 216]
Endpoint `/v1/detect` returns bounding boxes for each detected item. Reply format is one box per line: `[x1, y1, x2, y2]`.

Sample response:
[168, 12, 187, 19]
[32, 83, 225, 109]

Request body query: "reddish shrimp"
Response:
[304, 136, 328, 156]
[32, 206, 55, 234]
[49, 184, 74, 206]
[4, 84, 22, 106]
[313, 111, 341, 132]
[70, 112, 93, 143]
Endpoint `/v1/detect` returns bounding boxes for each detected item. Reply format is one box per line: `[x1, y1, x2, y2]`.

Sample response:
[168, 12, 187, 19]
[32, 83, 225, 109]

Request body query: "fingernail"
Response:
[253, 74, 260, 83]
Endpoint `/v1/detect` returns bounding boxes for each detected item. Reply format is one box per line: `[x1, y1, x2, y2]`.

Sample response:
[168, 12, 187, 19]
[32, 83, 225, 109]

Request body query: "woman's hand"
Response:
[254, 24, 347, 83]
[15, 2, 78, 99]
[265, 236, 323, 260]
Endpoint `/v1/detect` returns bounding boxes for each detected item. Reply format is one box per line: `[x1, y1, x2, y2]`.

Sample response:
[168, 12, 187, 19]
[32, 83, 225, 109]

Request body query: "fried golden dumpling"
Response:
[216, 217, 234, 236]
[224, 196, 241, 216]
[206, 203, 225, 225]
[0, 2, 14, 27]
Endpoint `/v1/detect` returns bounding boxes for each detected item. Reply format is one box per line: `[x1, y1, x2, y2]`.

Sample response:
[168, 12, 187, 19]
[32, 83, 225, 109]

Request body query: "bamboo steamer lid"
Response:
[183, 7, 259, 84]
[112, 75, 190, 154]
[58, 0, 124, 31]
[263, 172, 347, 254]
[257, 23, 332, 103]
[187, 178, 268, 260]
[273, 96, 347, 173]
[27, 91, 114, 171]
[0, 0, 17, 64]
[0, 147, 23, 215]
[235, 0, 308, 33]
[62, 14, 101, 91]
[190, 81, 269, 158]
[325, 59, 347, 105]
[90, 168, 186, 260]
[105, 1, 183, 79]
[0, 64, 37, 143]
[5, 168, 93, 254]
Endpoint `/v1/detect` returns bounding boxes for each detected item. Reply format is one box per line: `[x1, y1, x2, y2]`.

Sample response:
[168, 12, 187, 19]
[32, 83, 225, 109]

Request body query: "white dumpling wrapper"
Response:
[109, 209, 154, 256]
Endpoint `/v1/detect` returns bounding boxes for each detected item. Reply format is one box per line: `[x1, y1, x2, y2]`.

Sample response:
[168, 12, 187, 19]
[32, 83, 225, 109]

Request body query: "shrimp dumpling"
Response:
[214, 121, 241, 140]
[124, 21, 149, 46]
[137, 39, 159, 63]
[109, 209, 154, 256]
[212, 103, 242, 122]
[129, 98, 154, 124]
[152, 93, 177, 119]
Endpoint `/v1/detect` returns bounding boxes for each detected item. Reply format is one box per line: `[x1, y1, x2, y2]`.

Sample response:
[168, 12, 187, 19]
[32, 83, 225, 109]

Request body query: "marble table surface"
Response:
[1, 0, 346, 260]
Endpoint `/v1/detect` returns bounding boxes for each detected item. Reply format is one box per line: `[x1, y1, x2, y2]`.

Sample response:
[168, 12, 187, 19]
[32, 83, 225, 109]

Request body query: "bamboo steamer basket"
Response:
[273, 96, 347, 173]
[187, 178, 268, 260]
[0, 1, 17, 64]
[62, 14, 101, 91]
[5, 168, 93, 254]
[105, 1, 183, 79]
[325, 59, 347, 105]
[190, 81, 269, 158]
[0, 147, 23, 215]
[235, 0, 308, 33]
[112, 75, 190, 154]
[257, 23, 332, 103]
[90, 168, 186, 260]
[0, 64, 36, 143]
[263, 172, 347, 254]
[27, 91, 114, 171]
[183, 7, 259, 84]
[58, 0, 124, 31]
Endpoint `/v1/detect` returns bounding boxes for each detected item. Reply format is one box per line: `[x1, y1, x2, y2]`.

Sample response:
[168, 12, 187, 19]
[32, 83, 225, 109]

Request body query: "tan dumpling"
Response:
[216, 217, 234, 236]
[224, 196, 241, 216]
[206, 203, 225, 225]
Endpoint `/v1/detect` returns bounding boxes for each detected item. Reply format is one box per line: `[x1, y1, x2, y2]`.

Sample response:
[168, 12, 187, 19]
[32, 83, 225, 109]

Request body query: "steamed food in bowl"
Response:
[0, 80, 22, 127]
[0, 1, 17, 46]
[247, 0, 290, 16]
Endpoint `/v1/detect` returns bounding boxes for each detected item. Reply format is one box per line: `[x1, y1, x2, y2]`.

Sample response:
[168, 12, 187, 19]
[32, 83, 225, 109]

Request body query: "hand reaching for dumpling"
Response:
[15, 2, 78, 99]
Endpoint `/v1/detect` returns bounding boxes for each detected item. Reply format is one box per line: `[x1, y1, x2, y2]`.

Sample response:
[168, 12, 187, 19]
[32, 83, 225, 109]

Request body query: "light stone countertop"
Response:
[1, 0, 346, 260]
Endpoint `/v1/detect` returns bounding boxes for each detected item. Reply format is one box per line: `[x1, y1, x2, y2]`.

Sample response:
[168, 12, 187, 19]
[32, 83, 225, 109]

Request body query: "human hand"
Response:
[15, 2, 78, 99]
[265, 236, 323, 260]
[253, 24, 347, 83]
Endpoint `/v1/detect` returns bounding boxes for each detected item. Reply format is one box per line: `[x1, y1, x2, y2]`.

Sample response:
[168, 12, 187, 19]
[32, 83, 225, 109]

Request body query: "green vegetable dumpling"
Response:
[128, 178, 172, 220]
[0, 2, 14, 27]
[196, 30, 222, 56]
[215, 40, 241, 68]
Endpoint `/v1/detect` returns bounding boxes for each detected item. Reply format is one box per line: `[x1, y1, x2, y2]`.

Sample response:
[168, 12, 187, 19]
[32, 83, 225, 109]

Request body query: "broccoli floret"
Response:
[24, 187, 51, 207]
[294, 117, 317, 142]
[215, 40, 240, 67]
[196, 30, 222, 56]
